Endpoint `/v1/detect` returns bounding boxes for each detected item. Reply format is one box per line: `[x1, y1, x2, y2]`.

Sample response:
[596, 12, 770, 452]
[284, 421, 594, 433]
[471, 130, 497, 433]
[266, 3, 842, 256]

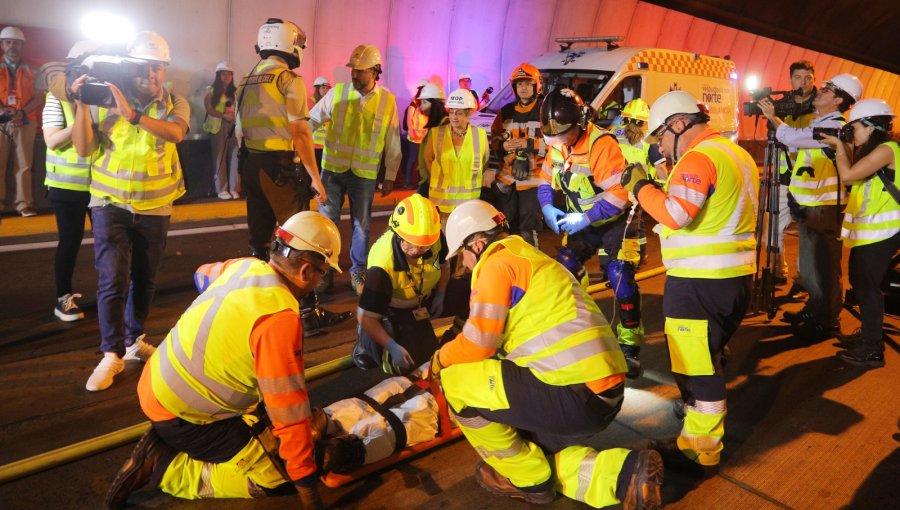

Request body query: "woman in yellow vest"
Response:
[421, 88, 488, 224]
[353, 194, 449, 374]
[821, 99, 900, 368]
[203, 61, 239, 199]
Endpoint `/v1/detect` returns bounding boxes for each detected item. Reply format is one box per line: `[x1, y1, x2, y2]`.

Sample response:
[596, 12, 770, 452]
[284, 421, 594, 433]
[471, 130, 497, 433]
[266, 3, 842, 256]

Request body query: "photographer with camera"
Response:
[236, 19, 347, 336]
[0, 26, 42, 217]
[203, 61, 239, 200]
[70, 31, 189, 392]
[489, 63, 546, 248]
[819, 99, 900, 368]
[758, 73, 863, 338]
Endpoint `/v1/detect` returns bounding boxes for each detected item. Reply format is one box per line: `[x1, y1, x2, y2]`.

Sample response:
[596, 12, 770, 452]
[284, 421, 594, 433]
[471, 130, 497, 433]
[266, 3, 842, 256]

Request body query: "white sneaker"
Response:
[123, 334, 157, 362]
[54, 293, 85, 321]
[217, 191, 233, 200]
[230, 191, 241, 199]
[86, 353, 125, 392]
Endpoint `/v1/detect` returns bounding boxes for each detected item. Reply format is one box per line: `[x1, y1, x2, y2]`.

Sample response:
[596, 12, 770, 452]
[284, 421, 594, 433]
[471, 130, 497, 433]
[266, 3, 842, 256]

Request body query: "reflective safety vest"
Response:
[841, 141, 900, 247]
[471, 236, 626, 386]
[150, 258, 299, 424]
[91, 90, 185, 210]
[659, 136, 759, 279]
[44, 94, 92, 192]
[0, 62, 38, 122]
[322, 83, 397, 179]
[367, 231, 442, 309]
[311, 119, 329, 149]
[547, 124, 623, 226]
[406, 104, 428, 144]
[202, 86, 233, 135]
[789, 116, 846, 206]
[495, 101, 545, 189]
[237, 60, 294, 151]
[428, 123, 488, 213]
[777, 112, 815, 177]
[617, 137, 650, 167]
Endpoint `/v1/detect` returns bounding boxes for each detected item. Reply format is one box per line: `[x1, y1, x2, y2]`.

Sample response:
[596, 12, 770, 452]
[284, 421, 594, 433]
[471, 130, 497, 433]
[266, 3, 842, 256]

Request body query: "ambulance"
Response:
[473, 36, 739, 176]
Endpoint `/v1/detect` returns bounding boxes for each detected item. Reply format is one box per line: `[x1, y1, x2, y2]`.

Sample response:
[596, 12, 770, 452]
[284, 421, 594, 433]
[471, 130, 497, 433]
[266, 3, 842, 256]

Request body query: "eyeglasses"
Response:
[298, 256, 329, 276]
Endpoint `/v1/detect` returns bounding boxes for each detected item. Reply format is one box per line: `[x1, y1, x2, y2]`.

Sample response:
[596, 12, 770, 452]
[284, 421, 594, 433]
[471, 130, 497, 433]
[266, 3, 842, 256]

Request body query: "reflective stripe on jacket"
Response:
[322, 83, 397, 179]
[841, 141, 900, 247]
[44, 94, 92, 191]
[428, 124, 487, 213]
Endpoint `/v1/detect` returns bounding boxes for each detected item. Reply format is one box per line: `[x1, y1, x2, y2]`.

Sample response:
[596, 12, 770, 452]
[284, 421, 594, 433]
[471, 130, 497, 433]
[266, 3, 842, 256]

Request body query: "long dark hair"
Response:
[423, 99, 448, 128]
[211, 71, 236, 107]
[853, 116, 898, 160]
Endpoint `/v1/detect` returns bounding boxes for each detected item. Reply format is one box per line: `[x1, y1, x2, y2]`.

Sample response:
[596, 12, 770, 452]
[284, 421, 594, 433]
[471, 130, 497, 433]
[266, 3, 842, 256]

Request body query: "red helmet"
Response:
[509, 63, 542, 96]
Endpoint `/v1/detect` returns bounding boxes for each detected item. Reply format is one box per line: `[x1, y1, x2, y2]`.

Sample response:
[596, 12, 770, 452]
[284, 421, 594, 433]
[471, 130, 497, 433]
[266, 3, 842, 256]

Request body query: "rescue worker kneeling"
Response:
[429, 200, 662, 509]
[353, 194, 450, 374]
[105, 211, 342, 510]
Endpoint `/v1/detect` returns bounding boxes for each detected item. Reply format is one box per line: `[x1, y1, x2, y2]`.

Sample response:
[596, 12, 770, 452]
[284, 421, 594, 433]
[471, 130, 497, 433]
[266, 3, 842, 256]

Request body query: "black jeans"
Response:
[49, 188, 91, 297]
[849, 231, 900, 351]
[238, 150, 310, 252]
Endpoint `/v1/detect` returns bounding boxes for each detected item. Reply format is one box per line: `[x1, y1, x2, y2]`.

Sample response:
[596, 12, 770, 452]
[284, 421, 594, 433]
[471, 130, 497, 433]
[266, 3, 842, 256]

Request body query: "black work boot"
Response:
[837, 347, 885, 368]
[474, 460, 556, 505]
[106, 428, 171, 509]
[648, 437, 718, 480]
[621, 344, 643, 379]
[622, 450, 664, 510]
[301, 306, 353, 337]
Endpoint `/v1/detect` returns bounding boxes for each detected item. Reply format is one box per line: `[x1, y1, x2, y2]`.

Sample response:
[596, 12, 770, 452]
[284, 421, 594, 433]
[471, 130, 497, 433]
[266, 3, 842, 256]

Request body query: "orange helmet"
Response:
[509, 63, 542, 96]
[389, 194, 441, 247]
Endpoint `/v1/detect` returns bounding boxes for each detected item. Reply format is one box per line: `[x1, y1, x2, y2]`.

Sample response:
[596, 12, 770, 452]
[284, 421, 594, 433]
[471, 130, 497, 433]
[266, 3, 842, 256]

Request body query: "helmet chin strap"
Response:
[669, 114, 704, 164]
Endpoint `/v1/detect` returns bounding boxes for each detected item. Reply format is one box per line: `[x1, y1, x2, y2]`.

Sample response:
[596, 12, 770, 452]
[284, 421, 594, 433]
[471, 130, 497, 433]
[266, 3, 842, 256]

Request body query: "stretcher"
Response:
[320, 376, 462, 488]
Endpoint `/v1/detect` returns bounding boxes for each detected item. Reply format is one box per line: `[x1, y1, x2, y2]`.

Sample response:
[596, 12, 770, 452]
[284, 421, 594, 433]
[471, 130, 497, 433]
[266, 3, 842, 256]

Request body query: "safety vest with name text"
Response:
[659, 136, 759, 279]
[44, 93, 92, 192]
[428, 123, 488, 213]
[322, 83, 397, 179]
[90, 90, 184, 210]
[841, 141, 900, 247]
[237, 60, 294, 151]
[471, 236, 626, 386]
[150, 258, 299, 424]
[367, 231, 442, 309]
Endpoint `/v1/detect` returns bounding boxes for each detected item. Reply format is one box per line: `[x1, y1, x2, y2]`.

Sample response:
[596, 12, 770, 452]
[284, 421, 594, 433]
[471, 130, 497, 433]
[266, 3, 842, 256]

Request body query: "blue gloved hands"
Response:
[557, 212, 590, 234]
[541, 204, 566, 234]
[385, 338, 414, 371]
[429, 290, 445, 317]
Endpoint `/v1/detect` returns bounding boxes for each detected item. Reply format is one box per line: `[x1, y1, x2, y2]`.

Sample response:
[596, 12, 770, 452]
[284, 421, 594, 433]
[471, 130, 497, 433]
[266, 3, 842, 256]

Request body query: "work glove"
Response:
[557, 212, 590, 235]
[385, 338, 414, 371]
[427, 349, 445, 382]
[298, 484, 324, 510]
[429, 290, 446, 317]
[620, 163, 648, 194]
[511, 150, 533, 181]
[541, 204, 566, 234]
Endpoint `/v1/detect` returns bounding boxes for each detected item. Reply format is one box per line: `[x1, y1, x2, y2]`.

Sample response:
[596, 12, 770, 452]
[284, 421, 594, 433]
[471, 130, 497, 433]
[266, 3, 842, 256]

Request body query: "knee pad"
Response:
[557, 247, 586, 282]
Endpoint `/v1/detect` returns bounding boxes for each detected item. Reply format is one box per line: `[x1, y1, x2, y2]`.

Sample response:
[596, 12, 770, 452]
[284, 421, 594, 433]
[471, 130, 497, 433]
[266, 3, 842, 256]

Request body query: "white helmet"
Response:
[458, 73, 471, 81]
[67, 40, 99, 60]
[128, 31, 170, 63]
[447, 88, 477, 109]
[346, 44, 382, 70]
[418, 82, 445, 101]
[257, 19, 306, 67]
[825, 74, 863, 103]
[0, 26, 25, 41]
[275, 211, 342, 273]
[645, 90, 702, 142]
[848, 98, 894, 123]
[416, 78, 428, 88]
[313, 76, 330, 87]
[215, 61, 233, 73]
[445, 200, 507, 258]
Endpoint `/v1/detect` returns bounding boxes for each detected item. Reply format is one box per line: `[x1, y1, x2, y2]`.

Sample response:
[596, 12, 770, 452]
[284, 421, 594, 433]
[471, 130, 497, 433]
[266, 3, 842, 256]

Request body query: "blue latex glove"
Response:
[429, 290, 445, 317]
[541, 204, 566, 234]
[385, 338, 414, 370]
[557, 212, 590, 234]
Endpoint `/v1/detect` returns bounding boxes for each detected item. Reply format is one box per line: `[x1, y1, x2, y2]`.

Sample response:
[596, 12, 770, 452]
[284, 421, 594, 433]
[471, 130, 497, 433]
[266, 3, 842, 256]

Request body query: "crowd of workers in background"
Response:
[0, 14, 897, 510]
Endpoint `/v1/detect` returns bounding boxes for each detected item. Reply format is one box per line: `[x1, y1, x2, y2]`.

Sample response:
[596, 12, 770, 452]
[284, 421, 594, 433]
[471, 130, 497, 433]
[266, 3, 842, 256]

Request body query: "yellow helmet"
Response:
[622, 98, 650, 123]
[346, 44, 382, 70]
[389, 194, 441, 247]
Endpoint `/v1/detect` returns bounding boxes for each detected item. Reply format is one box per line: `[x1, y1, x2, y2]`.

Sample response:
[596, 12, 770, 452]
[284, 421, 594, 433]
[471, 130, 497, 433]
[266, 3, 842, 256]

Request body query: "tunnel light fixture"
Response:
[80, 11, 135, 45]
[744, 74, 759, 92]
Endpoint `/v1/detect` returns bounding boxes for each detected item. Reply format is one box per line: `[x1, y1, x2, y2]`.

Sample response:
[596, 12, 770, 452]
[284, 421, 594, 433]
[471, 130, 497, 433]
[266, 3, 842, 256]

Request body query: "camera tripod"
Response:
[751, 125, 786, 319]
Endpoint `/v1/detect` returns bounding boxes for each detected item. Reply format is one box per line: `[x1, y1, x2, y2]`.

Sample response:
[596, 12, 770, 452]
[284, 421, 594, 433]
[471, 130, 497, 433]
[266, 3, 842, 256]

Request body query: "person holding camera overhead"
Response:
[819, 99, 900, 368]
[70, 31, 190, 392]
[203, 61, 240, 199]
[489, 63, 546, 248]
[759, 73, 863, 339]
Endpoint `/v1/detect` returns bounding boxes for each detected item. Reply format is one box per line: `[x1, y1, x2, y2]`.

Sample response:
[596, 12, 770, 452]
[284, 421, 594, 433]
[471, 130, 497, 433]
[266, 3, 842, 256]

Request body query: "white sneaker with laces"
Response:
[230, 191, 241, 199]
[86, 353, 125, 392]
[217, 191, 233, 200]
[54, 293, 85, 321]
[123, 334, 157, 362]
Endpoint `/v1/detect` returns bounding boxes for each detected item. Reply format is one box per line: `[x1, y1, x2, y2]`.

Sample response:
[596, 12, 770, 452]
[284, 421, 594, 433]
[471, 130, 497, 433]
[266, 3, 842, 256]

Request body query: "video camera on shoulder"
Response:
[743, 87, 802, 118]
[72, 55, 150, 107]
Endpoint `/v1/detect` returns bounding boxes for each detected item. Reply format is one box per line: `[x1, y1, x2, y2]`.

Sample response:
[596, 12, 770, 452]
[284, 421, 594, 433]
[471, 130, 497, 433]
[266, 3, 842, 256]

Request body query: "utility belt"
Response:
[238, 147, 312, 199]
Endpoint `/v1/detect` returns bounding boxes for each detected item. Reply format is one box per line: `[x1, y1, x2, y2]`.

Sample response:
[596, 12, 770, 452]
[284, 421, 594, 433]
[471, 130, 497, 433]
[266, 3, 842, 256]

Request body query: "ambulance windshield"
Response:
[480, 70, 614, 115]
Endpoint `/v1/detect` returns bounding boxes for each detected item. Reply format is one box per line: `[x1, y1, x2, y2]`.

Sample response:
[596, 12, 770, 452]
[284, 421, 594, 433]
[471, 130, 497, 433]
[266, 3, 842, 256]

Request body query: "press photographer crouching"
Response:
[818, 99, 900, 368]
[70, 31, 190, 392]
[758, 73, 863, 339]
